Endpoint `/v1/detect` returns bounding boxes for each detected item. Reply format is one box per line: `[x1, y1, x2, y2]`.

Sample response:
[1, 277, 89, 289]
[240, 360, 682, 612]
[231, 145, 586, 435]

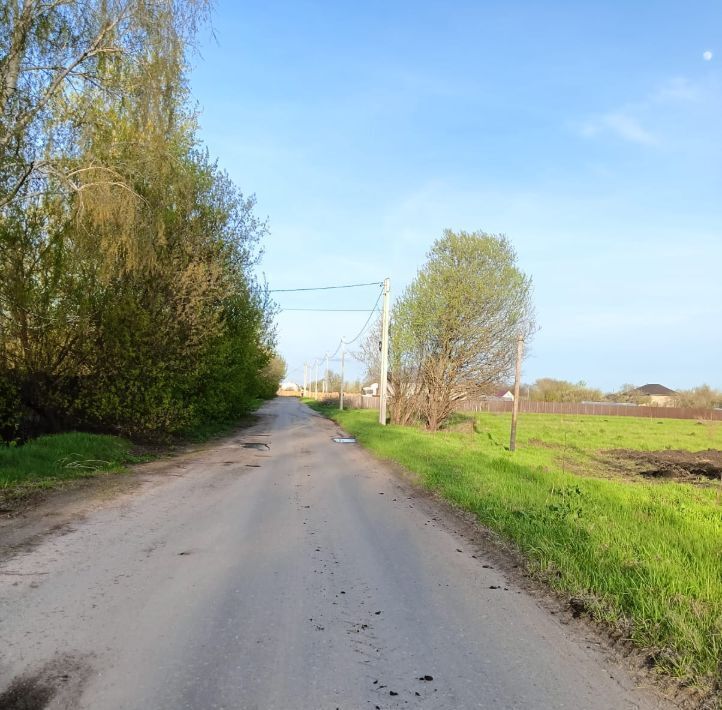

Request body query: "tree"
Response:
[257, 356, 287, 399]
[391, 230, 534, 430]
[673, 385, 722, 409]
[529, 378, 603, 403]
[607, 385, 647, 405]
[1, 0, 209, 214]
[0, 1, 278, 442]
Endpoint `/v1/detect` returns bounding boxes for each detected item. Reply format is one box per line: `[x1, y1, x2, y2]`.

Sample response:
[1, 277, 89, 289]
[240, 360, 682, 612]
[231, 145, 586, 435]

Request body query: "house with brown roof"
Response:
[633, 383, 677, 407]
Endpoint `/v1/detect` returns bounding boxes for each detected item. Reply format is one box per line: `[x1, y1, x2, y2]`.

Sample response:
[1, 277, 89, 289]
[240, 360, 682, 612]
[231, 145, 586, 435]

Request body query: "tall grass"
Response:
[312, 404, 722, 691]
[0, 432, 136, 492]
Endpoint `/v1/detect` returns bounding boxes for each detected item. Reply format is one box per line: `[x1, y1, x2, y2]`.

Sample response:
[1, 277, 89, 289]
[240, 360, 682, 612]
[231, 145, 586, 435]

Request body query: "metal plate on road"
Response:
[333, 437, 357, 443]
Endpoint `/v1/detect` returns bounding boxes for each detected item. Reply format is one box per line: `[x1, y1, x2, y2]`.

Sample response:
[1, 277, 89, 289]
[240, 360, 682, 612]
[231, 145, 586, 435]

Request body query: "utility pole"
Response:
[303, 363, 307, 398]
[509, 334, 524, 451]
[378, 277, 391, 426]
[314, 360, 318, 400]
[324, 353, 329, 394]
[339, 342, 345, 410]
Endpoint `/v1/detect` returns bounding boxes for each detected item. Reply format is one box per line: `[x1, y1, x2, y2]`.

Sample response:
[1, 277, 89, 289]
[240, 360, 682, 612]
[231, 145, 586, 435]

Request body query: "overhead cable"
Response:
[279, 308, 380, 312]
[341, 288, 383, 346]
[269, 281, 382, 293]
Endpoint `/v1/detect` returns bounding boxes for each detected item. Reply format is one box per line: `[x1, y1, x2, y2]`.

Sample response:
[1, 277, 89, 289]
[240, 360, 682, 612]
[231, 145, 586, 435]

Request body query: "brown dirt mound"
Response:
[605, 449, 722, 482]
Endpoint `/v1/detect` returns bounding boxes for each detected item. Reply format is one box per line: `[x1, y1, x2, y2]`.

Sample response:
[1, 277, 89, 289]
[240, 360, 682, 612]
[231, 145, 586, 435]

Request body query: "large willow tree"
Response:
[0, 1, 280, 441]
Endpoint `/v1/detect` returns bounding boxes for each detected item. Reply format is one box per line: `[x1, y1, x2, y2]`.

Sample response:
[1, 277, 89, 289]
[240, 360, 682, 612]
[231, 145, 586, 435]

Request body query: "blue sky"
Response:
[189, 1, 721, 390]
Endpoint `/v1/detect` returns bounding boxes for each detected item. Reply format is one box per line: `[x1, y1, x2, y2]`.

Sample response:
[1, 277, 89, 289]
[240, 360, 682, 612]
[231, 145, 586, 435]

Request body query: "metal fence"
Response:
[305, 392, 380, 409]
[454, 399, 722, 421]
[301, 391, 722, 421]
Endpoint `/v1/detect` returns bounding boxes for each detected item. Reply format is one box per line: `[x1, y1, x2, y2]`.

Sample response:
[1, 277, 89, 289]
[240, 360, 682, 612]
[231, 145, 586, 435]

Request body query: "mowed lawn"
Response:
[311, 403, 722, 692]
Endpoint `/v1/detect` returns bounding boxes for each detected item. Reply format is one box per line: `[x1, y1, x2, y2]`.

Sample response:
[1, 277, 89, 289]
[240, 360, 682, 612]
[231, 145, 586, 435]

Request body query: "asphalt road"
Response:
[0, 398, 670, 709]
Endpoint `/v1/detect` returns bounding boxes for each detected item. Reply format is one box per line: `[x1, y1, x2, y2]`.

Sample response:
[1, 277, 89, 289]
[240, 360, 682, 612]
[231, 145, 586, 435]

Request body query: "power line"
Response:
[279, 308, 380, 312]
[342, 288, 383, 346]
[269, 281, 382, 293]
[306, 286, 383, 364]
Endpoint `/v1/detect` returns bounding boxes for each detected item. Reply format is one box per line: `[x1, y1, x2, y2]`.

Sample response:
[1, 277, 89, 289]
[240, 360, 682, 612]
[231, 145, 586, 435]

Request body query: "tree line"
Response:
[511, 380, 721, 408]
[0, 1, 281, 442]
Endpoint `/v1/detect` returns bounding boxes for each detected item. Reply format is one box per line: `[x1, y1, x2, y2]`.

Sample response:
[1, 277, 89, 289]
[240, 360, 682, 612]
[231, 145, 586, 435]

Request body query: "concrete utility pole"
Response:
[379, 277, 391, 426]
[339, 342, 345, 411]
[303, 363, 307, 398]
[314, 360, 319, 400]
[324, 353, 329, 394]
[509, 334, 524, 451]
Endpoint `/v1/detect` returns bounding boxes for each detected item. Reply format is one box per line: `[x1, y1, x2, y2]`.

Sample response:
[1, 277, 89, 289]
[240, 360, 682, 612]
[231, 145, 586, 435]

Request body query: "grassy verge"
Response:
[0, 402, 270, 505]
[308, 401, 722, 694]
[0, 432, 141, 503]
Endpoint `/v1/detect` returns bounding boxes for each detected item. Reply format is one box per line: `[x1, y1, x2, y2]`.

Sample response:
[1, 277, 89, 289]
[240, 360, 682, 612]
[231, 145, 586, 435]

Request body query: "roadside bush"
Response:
[0, 375, 22, 443]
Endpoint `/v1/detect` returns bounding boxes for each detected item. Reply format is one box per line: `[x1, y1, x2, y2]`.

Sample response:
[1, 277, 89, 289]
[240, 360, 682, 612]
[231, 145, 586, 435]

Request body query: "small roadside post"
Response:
[509, 334, 524, 452]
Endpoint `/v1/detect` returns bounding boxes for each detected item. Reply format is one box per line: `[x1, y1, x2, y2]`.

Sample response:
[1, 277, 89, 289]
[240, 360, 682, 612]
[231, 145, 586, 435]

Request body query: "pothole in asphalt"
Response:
[332, 438, 356, 444]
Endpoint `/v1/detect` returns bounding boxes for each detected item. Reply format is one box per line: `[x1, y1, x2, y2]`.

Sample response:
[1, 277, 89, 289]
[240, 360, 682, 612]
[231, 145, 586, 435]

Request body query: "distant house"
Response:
[279, 381, 300, 392]
[633, 383, 677, 407]
[362, 383, 379, 396]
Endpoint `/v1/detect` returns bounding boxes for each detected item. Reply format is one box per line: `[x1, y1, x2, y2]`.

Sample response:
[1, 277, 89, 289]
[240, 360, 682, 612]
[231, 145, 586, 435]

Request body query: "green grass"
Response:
[0, 402, 269, 500]
[309, 402, 722, 693]
[0, 432, 138, 495]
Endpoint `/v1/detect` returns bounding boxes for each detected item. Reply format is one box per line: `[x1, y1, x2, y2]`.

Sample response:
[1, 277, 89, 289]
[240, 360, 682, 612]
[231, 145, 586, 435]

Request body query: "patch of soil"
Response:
[605, 448, 722, 482]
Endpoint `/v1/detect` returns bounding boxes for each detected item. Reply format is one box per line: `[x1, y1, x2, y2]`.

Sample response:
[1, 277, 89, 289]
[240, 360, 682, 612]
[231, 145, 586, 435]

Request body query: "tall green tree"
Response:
[0, 0, 279, 442]
[391, 230, 534, 430]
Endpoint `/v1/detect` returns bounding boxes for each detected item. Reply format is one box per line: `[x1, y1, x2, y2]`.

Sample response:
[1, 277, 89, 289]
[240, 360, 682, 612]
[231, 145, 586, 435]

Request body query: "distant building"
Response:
[477, 388, 514, 402]
[633, 383, 677, 407]
[362, 383, 379, 396]
[279, 381, 300, 391]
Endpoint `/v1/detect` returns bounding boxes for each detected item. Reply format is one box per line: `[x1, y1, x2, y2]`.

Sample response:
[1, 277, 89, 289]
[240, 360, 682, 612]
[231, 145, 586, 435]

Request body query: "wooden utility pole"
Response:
[509, 334, 524, 451]
[324, 353, 329, 394]
[303, 363, 307, 397]
[339, 343, 345, 410]
[314, 360, 318, 399]
[379, 277, 391, 426]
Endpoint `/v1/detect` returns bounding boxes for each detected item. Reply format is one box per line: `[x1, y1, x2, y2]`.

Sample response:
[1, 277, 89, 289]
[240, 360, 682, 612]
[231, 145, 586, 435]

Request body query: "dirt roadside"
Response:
[0, 432, 250, 566]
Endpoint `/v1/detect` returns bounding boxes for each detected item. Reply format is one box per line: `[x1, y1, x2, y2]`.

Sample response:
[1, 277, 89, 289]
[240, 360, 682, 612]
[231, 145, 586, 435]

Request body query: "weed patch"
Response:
[0, 432, 139, 502]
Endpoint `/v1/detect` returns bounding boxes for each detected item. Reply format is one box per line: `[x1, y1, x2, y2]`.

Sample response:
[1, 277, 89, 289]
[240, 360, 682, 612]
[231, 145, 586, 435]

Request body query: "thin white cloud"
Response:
[579, 111, 657, 145]
[576, 75, 711, 146]
[703, 50, 713, 61]
[652, 76, 701, 102]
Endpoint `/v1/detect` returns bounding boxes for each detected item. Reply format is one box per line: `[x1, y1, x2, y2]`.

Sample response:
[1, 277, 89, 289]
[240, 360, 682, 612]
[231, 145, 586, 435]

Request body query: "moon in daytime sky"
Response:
[703, 50, 713, 61]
